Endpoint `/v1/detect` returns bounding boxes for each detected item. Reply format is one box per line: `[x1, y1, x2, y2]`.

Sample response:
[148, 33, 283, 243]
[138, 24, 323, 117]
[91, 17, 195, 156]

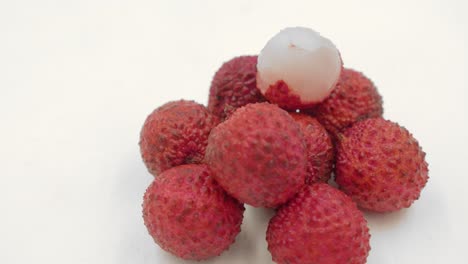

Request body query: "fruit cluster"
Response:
[139, 27, 429, 264]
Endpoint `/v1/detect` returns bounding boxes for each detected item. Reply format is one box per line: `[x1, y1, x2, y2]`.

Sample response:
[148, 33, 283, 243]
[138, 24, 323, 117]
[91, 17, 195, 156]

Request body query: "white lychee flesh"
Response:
[257, 27, 342, 103]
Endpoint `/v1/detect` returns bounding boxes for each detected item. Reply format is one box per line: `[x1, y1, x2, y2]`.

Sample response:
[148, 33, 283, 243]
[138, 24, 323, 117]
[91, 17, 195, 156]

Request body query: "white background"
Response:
[1, 0, 467, 263]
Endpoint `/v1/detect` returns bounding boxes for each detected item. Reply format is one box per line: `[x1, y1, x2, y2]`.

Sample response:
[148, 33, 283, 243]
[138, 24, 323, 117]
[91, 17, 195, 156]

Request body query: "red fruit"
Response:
[335, 118, 429, 213]
[139, 100, 218, 176]
[309, 68, 383, 140]
[290, 113, 334, 184]
[208, 56, 266, 121]
[142, 164, 245, 260]
[205, 103, 307, 208]
[267, 184, 370, 264]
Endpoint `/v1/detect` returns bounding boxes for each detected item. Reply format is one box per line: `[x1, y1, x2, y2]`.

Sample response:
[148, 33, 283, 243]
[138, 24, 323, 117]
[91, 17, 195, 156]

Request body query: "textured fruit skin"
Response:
[335, 118, 429, 212]
[264, 80, 319, 110]
[205, 103, 307, 208]
[142, 164, 245, 260]
[139, 100, 218, 176]
[290, 113, 334, 184]
[308, 68, 383, 140]
[267, 184, 370, 264]
[208, 56, 266, 121]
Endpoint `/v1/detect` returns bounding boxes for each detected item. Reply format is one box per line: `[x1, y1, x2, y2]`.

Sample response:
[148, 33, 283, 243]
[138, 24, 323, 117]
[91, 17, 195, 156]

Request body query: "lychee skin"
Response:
[335, 118, 429, 213]
[142, 164, 245, 260]
[139, 100, 218, 176]
[208, 56, 266, 121]
[290, 113, 334, 184]
[205, 103, 307, 208]
[264, 80, 320, 110]
[308, 68, 383, 140]
[267, 184, 370, 264]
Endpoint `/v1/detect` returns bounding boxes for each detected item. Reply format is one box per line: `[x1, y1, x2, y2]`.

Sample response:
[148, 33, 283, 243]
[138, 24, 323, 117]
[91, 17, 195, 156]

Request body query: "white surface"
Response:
[1, 0, 467, 263]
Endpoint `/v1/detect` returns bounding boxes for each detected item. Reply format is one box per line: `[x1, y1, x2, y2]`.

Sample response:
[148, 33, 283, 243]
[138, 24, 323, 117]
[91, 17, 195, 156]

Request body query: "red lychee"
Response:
[308, 68, 383, 140]
[289, 113, 334, 184]
[205, 103, 307, 208]
[267, 183, 370, 264]
[208, 56, 266, 121]
[139, 100, 218, 176]
[335, 118, 429, 213]
[142, 164, 245, 260]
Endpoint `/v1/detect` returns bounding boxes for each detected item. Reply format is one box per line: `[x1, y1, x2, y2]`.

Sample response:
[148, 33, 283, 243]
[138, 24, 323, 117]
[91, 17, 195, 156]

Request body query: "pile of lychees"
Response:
[139, 27, 429, 264]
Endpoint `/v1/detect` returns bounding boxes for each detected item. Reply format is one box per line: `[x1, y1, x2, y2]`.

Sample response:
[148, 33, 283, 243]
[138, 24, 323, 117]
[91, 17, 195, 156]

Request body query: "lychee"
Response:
[208, 55, 266, 120]
[289, 113, 334, 184]
[257, 27, 342, 110]
[139, 100, 218, 176]
[205, 103, 307, 208]
[142, 164, 245, 260]
[308, 68, 383, 140]
[335, 118, 429, 213]
[267, 183, 370, 264]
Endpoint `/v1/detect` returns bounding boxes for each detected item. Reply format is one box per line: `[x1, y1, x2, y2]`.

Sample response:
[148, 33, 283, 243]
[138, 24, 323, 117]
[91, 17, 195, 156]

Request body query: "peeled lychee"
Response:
[335, 118, 429, 213]
[290, 113, 334, 184]
[208, 56, 266, 120]
[267, 183, 370, 264]
[139, 100, 218, 176]
[257, 27, 342, 110]
[308, 68, 383, 139]
[142, 164, 245, 260]
[205, 103, 307, 208]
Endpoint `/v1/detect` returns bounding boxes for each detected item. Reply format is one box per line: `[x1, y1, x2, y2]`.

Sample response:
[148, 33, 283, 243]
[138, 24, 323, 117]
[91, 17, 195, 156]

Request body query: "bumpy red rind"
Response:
[308, 68, 383, 140]
[208, 56, 266, 121]
[335, 118, 429, 212]
[205, 102, 307, 208]
[143, 164, 245, 260]
[290, 113, 334, 184]
[267, 183, 370, 264]
[139, 100, 218, 176]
